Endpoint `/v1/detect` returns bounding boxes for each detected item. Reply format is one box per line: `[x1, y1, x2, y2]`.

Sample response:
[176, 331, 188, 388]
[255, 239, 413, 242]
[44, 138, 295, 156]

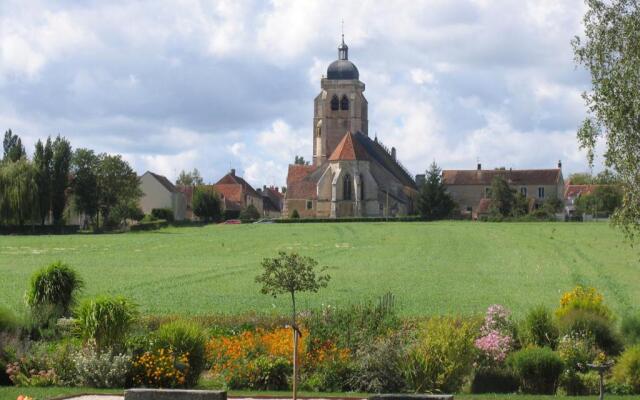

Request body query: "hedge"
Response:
[130, 220, 169, 231]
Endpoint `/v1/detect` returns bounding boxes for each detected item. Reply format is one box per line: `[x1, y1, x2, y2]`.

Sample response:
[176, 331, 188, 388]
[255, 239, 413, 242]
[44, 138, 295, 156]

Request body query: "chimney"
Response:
[415, 174, 426, 188]
[558, 160, 562, 169]
[477, 163, 482, 171]
[391, 147, 396, 160]
[230, 168, 236, 176]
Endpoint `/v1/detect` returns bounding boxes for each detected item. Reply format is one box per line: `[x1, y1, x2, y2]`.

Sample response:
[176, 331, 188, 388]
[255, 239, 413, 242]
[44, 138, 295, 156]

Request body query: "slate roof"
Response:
[351, 132, 416, 189]
[442, 169, 562, 186]
[147, 171, 178, 193]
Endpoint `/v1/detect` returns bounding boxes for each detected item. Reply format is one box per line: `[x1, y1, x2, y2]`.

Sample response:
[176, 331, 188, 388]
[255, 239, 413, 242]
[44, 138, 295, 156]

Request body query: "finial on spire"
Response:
[338, 20, 348, 60]
[341, 19, 344, 43]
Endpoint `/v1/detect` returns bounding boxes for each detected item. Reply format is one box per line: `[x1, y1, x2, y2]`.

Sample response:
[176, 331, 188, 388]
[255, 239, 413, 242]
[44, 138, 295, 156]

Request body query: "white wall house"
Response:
[139, 171, 187, 221]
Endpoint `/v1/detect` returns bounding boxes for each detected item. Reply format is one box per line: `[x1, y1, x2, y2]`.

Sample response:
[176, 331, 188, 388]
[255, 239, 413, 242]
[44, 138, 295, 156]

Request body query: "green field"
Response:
[1, 222, 638, 317]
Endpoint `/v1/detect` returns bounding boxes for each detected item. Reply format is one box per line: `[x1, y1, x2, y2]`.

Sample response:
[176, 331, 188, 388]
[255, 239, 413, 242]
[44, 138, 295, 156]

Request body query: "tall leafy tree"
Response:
[417, 162, 456, 219]
[51, 136, 72, 226]
[96, 154, 141, 228]
[489, 175, 516, 217]
[573, 0, 640, 238]
[192, 186, 222, 222]
[33, 138, 53, 225]
[176, 168, 204, 186]
[3, 129, 26, 162]
[71, 148, 100, 227]
[0, 159, 39, 226]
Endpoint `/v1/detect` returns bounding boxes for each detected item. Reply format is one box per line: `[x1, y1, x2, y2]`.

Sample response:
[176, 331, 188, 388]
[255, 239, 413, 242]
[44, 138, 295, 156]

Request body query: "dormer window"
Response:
[331, 95, 339, 111]
[340, 95, 349, 110]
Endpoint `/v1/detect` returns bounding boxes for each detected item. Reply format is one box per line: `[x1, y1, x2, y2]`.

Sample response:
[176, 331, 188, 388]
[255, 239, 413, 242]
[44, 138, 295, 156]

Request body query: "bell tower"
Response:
[313, 35, 368, 165]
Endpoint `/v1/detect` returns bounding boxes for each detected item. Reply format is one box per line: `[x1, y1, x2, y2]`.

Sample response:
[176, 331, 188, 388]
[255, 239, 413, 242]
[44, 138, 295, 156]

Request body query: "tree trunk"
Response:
[291, 292, 297, 400]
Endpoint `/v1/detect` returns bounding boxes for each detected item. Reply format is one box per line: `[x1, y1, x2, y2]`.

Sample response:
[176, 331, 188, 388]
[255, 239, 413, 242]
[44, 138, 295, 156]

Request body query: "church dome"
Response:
[326, 35, 359, 80]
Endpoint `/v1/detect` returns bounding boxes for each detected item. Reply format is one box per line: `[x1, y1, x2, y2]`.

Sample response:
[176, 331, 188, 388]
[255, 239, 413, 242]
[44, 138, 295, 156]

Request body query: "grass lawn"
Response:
[3, 386, 640, 400]
[0, 221, 638, 317]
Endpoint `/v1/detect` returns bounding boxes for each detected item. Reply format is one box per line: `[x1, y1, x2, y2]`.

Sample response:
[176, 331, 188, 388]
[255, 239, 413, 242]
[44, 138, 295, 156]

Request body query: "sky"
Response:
[0, 0, 603, 187]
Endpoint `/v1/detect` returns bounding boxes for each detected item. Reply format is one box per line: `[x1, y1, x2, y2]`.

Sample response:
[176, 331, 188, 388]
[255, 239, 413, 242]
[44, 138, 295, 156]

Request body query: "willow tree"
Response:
[256, 252, 330, 400]
[573, 0, 640, 239]
[0, 159, 39, 226]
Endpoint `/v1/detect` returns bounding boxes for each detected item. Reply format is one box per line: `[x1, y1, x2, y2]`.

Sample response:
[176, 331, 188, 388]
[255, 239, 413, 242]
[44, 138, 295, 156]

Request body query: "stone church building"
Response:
[284, 37, 417, 218]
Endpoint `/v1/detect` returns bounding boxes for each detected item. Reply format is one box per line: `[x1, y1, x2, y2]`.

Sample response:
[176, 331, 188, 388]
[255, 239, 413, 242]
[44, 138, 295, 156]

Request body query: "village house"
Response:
[214, 169, 263, 218]
[139, 171, 187, 220]
[284, 37, 417, 218]
[257, 186, 284, 218]
[440, 162, 564, 219]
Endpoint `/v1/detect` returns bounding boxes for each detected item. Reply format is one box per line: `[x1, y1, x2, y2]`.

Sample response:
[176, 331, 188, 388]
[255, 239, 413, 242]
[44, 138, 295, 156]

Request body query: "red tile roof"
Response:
[213, 183, 243, 210]
[216, 172, 261, 198]
[328, 131, 370, 161]
[443, 169, 562, 186]
[286, 164, 318, 199]
[564, 184, 598, 199]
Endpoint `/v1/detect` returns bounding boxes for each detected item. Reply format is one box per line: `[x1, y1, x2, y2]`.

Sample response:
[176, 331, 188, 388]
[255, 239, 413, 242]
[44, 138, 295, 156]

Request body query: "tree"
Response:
[294, 155, 309, 165]
[255, 252, 330, 400]
[290, 209, 300, 219]
[192, 186, 222, 222]
[569, 172, 594, 185]
[71, 148, 100, 228]
[2, 130, 26, 163]
[239, 204, 261, 220]
[176, 168, 204, 186]
[489, 175, 516, 217]
[96, 154, 141, 228]
[33, 137, 53, 225]
[417, 162, 456, 219]
[51, 136, 72, 226]
[0, 158, 39, 226]
[576, 185, 623, 216]
[573, 0, 640, 239]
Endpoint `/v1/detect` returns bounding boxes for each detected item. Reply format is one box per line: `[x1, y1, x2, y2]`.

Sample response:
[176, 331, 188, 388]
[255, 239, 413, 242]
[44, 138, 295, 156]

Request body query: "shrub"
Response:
[151, 208, 174, 223]
[75, 296, 138, 351]
[612, 344, 640, 394]
[403, 316, 479, 393]
[349, 330, 408, 393]
[239, 204, 260, 221]
[520, 305, 559, 349]
[556, 332, 599, 395]
[558, 309, 623, 355]
[471, 368, 519, 394]
[475, 305, 514, 368]
[5, 342, 58, 387]
[154, 320, 206, 387]
[246, 355, 290, 390]
[132, 348, 189, 388]
[507, 346, 564, 394]
[556, 286, 612, 320]
[290, 209, 300, 219]
[0, 307, 18, 333]
[73, 343, 131, 388]
[26, 261, 83, 317]
[306, 356, 354, 392]
[193, 187, 222, 222]
[621, 313, 640, 346]
[50, 340, 79, 386]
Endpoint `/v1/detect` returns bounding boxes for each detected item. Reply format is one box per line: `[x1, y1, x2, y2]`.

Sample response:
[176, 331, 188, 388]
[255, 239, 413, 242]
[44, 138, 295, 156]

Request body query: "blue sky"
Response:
[0, 0, 602, 187]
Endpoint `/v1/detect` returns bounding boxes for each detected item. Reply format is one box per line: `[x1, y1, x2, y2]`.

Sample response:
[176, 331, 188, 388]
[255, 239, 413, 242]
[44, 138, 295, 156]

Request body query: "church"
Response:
[283, 37, 418, 218]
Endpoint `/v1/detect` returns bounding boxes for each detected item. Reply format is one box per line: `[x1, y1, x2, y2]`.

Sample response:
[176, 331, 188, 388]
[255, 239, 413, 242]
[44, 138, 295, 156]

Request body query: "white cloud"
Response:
[410, 68, 436, 85]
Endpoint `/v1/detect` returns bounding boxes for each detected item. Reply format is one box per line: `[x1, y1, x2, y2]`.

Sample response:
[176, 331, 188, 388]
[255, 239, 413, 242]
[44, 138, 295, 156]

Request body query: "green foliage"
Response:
[576, 185, 623, 216]
[490, 175, 516, 217]
[33, 137, 53, 226]
[294, 155, 308, 165]
[558, 310, 623, 355]
[111, 201, 144, 225]
[507, 346, 564, 394]
[290, 209, 300, 219]
[417, 162, 456, 220]
[71, 148, 99, 226]
[175, 168, 204, 186]
[3, 129, 26, 163]
[520, 305, 559, 349]
[240, 204, 261, 221]
[72, 343, 131, 388]
[556, 332, 598, 395]
[569, 172, 594, 185]
[95, 154, 142, 229]
[612, 344, 640, 394]
[543, 198, 563, 214]
[573, 0, 640, 239]
[349, 330, 408, 393]
[27, 261, 83, 318]
[0, 306, 18, 333]
[192, 186, 222, 222]
[470, 368, 519, 394]
[256, 252, 330, 300]
[151, 208, 174, 223]
[403, 316, 479, 393]
[51, 136, 72, 226]
[245, 355, 290, 390]
[75, 296, 137, 351]
[621, 312, 640, 346]
[153, 319, 207, 387]
[0, 158, 39, 226]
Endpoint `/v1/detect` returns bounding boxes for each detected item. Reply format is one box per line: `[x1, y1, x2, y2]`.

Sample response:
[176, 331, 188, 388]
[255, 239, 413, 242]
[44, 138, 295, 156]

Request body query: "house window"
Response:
[306, 200, 312, 210]
[485, 187, 491, 198]
[343, 174, 352, 200]
[330, 95, 339, 111]
[340, 95, 349, 110]
[466, 206, 472, 212]
[538, 187, 545, 198]
[520, 187, 527, 197]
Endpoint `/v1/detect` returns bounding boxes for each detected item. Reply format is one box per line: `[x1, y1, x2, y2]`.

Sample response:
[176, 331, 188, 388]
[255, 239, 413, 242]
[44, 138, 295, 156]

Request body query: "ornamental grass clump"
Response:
[75, 296, 137, 352]
[612, 344, 640, 394]
[26, 261, 83, 318]
[153, 320, 206, 387]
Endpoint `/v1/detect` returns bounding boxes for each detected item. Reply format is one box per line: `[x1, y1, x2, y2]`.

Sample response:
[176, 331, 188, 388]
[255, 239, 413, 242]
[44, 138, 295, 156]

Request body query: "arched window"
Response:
[343, 174, 352, 200]
[360, 174, 364, 200]
[330, 95, 339, 111]
[340, 95, 349, 110]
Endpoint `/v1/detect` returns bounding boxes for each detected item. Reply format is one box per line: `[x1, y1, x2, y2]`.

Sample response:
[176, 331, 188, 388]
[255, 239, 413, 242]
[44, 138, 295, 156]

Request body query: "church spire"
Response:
[338, 20, 348, 60]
